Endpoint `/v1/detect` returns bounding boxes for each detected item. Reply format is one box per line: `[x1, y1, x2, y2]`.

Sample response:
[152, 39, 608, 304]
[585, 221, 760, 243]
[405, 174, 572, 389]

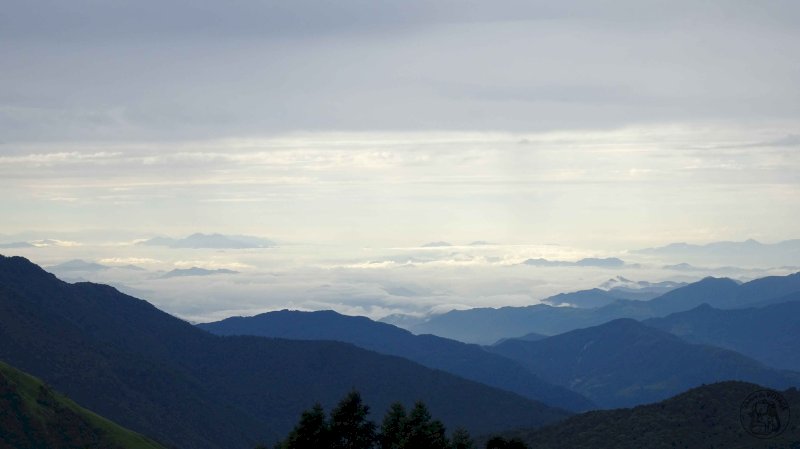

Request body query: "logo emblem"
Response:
[740, 389, 791, 439]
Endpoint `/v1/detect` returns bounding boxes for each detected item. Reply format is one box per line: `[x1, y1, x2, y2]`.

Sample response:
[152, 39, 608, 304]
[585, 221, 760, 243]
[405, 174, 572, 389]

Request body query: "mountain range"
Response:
[633, 238, 800, 266]
[490, 318, 800, 408]
[198, 310, 594, 411]
[138, 233, 274, 249]
[160, 267, 239, 278]
[522, 257, 627, 268]
[403, 273, 800, 344]
[646, 296, 800, 372]
[0, 255, 569, 449]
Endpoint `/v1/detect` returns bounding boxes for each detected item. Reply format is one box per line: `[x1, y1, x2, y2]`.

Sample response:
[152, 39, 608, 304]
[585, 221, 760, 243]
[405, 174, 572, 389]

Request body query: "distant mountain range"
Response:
[138, 233, 275, 249]
[0, 360, 166, 449]
[0, 255, 569, 449]
[49, 259, 110, 272]
[402, 273, 800, 344]
[198, 310, 594, 411]
[48, 259, 145, 273]
[633, 238, 800, 266]
[542, 286, 660, 309]
[522, 257, 628, 268]
[160, 267, 239, 278]
[498, 381, 800, 449]
[646, 296, 800, 371]
[420, 241, 453, 247]
[598, 277, 687, 296]
[490, 318, 800, 408]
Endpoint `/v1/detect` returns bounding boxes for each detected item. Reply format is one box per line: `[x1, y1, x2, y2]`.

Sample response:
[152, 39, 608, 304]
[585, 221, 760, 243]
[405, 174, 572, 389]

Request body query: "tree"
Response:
[329, 390, 377, 449]
[505, 439, 528, 449]
[404, 401, 449, 449]
[280, 403, 330, 449]
[379, 402, 407, 449]
[450, 428, 475, 449]
[485, 436, 529, 449]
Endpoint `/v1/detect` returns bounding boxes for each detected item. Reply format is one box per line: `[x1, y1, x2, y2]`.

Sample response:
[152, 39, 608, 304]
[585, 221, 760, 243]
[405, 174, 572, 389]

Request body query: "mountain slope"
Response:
[541, 288, 637, 308]
[0, 360, 165, 449]
[198, 310, 593, 411]
[407, 301, 648, 344]
[489, 319, 800, 408]
[0, 255, 570, 449]
[646, 295, 800, 371]
[498, 381, 800, 449]
[409, 273, 800, 343]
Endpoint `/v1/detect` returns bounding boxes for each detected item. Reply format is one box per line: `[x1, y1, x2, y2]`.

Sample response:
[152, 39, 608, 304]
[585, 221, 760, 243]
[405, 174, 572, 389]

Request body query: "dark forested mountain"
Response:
[498, 381, 800, 449]
[646, 295, 800, 371]
[489, 319, 800, 408]
[0, 360, 165, 449]
[408, 273, 800, 344]
[0, 255, 569, 449]
[198, 310, 593, 411]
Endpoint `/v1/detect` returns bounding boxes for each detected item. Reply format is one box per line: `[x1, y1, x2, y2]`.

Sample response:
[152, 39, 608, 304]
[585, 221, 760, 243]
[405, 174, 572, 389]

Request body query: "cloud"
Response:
[2, 1, 799, 141]
[19, 236, 798, 324]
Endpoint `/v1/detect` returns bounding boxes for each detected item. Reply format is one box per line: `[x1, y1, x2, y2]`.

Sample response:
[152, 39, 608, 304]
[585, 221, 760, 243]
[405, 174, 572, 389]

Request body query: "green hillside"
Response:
[0, 360, 166, 449]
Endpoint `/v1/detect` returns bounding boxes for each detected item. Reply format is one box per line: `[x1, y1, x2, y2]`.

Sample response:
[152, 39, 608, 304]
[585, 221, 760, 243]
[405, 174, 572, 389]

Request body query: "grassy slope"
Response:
[0, 360, 165, 449]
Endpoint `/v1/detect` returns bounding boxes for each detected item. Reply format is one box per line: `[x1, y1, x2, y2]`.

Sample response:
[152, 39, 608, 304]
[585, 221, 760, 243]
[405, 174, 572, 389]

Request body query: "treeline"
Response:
[257, 391, 530, 449]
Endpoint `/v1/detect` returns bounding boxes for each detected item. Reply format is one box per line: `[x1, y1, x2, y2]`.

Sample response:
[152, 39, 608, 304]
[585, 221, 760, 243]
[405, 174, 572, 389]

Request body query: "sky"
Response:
[1, 1, 799, 321]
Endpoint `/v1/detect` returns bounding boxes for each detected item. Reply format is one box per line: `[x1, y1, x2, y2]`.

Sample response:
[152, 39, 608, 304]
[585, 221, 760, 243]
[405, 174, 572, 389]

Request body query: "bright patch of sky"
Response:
[1, 128, 799, 248]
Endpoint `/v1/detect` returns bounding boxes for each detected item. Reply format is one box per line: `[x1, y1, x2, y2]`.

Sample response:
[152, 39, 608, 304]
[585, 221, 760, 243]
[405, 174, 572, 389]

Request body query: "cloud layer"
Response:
[2, 1, 799, 141]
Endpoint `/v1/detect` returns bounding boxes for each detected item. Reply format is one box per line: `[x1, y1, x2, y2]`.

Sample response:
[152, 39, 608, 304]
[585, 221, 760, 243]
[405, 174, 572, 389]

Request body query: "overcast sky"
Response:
[1, 0, 799, 248]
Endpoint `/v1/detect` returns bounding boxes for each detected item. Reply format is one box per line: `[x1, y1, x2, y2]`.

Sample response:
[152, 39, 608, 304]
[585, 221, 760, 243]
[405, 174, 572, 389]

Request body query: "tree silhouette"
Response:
[450, 428, 475, 449]
[485, 436, 529, 449]
[404, 401, 450, 449]
[379, 402, 407, 449]
[277, 393, 469, 449]
[280, 403, 330, 449]
[329, 390, 376, 449]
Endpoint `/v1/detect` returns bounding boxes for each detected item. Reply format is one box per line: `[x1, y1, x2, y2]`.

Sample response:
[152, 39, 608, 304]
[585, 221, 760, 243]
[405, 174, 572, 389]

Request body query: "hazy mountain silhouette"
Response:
[646, 295, 800, 371]
[421, 241, 452, 247]
[0, 360, 166, 449]
[160, 267, 239, 278]
[634, 238, 800, 266]
[542, 288, 644, 308]
[489, 318, 800, 408]
[199, 310, 594, 411]
[599, 277, 686, 297]
[522, 257, 626, 268]
[497, 381, 800, 449]
[378, 313, 427, 329]
[48, 259, 110, 272]
[407, 273, 800, 343]
[647, 273, 800, 313]
[138, 233, 274, 249]
[0, 255, 570, 449]
[491, 332, 547, 346]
